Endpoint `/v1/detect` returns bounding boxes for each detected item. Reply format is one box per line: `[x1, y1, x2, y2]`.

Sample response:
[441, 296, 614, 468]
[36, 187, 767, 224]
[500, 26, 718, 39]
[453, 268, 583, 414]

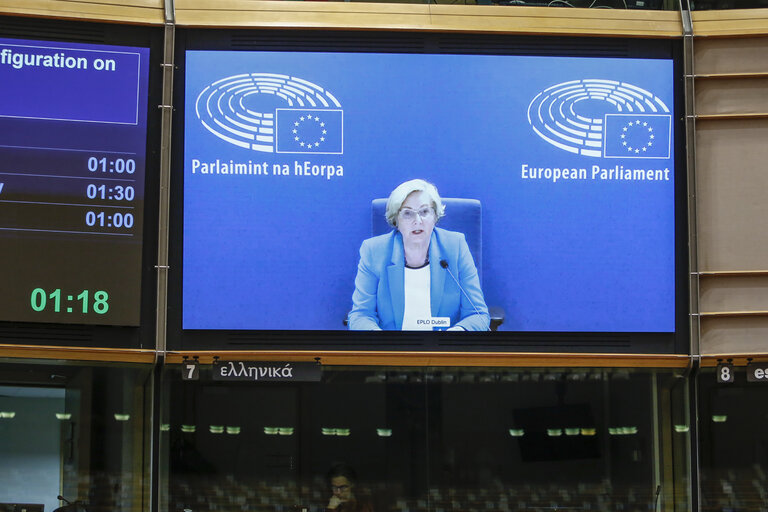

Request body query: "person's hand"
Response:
[328, 496, 343, 509]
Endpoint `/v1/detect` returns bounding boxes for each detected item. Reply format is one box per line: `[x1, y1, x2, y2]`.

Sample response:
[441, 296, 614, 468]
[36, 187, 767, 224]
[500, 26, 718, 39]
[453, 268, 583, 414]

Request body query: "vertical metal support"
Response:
[679, 1, 701, 510]
[151, 2, 175, 512]
[156, 2, 176, 360]
[686, 358, 700, 512]
[650, 373, 661, 509]
[681, 0, 699, 360]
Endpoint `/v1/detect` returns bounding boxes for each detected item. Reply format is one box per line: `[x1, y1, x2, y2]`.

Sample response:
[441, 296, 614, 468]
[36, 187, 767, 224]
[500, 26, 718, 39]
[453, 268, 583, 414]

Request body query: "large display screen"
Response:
[182, 49, 676, 333]
[0, 38, 150, 326]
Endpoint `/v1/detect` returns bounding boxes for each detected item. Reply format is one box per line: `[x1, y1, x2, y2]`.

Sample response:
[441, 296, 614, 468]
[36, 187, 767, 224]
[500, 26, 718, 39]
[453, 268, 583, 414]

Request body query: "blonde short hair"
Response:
[385, 179, 446, 227]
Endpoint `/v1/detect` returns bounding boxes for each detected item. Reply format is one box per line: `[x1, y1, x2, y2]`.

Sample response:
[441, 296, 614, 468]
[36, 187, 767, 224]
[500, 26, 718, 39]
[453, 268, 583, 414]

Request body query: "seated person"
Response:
[326, 464, 374, 512]
[348, 179, 489, 331]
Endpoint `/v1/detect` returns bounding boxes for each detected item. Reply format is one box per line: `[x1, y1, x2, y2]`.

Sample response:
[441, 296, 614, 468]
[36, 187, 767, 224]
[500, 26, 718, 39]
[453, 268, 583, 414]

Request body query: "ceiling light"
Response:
[609, 426, 638, 435]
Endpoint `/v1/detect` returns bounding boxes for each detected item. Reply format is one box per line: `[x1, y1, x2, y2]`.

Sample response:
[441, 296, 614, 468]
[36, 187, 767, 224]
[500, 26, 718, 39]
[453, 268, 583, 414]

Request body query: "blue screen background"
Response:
[183, 51, 676, 332]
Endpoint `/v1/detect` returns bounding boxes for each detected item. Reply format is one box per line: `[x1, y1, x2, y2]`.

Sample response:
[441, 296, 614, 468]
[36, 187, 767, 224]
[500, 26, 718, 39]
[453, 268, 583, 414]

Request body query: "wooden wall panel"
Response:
[174, 0, 682, 37]
[693, 36, 768, 75]
[700, 275, 768, 314]
[164, 350, 689, 368]
[0, 344, 156, 363]
[0, 0, 165, 25]
[695, 78, 768, 116]
[700, 316, 768, 355]
[692, 8, 768, 37]
[694, 119, 768, 272]
[693, 35, 768, 357]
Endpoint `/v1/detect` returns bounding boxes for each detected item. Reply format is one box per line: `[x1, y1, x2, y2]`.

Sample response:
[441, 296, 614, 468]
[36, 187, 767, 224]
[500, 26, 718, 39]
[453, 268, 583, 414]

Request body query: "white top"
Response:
[401, 264, 432, 331]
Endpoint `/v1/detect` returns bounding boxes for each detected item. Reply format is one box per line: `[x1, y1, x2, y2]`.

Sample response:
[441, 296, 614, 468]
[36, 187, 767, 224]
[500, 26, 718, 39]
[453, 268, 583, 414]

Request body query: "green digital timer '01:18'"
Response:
[30, 288, 110, 315]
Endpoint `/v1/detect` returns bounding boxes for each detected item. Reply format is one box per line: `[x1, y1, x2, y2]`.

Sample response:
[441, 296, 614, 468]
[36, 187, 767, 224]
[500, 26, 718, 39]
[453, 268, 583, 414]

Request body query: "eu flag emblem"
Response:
[603, 114, 671, 159]
[276, 108, 343, 154]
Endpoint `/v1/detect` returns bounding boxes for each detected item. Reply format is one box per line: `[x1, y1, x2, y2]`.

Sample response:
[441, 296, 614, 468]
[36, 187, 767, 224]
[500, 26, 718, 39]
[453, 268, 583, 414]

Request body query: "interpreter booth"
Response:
[159, 24, 692, 512]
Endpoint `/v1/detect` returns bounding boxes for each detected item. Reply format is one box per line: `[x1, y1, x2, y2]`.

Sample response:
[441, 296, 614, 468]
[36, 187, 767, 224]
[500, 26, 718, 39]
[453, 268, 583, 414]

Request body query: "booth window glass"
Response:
[160, 366, 690, 512]
[698, 367, 768, 511]
[0, 360, 152, 512]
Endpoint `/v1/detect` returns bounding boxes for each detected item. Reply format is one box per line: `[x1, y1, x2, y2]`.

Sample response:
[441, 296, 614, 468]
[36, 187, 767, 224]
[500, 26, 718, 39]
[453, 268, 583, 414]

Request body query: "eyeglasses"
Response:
[331, 485, 350, 492]
[399, 207, 434, 222]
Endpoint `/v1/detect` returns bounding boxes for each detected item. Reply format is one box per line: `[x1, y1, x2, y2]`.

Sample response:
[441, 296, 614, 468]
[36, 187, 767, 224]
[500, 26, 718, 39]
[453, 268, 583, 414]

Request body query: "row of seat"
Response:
[5, 466, 765, 512]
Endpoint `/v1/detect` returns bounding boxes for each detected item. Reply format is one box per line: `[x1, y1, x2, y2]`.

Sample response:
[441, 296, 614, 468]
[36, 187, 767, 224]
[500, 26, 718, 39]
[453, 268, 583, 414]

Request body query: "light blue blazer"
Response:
[348, 227, 490, 331]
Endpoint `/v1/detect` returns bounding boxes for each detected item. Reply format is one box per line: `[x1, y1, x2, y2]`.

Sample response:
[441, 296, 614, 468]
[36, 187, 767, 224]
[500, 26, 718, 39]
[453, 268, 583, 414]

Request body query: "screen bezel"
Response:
[0, 15, 163, 349]
[168, 28, 688, 354]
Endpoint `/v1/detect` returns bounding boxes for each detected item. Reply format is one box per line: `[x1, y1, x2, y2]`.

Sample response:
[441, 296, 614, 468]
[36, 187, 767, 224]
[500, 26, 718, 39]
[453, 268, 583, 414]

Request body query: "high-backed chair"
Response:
[371, 198, 504, 330]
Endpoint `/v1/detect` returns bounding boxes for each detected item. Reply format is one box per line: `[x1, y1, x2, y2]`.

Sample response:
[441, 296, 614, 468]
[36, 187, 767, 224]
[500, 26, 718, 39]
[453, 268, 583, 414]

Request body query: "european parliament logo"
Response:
[526, 79, 671, 159]
[195, 73, 343, 154]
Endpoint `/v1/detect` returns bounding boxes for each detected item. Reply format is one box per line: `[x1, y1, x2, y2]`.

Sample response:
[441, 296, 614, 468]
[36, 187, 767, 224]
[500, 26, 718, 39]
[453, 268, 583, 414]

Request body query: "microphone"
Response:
[440, 259, 488, 330]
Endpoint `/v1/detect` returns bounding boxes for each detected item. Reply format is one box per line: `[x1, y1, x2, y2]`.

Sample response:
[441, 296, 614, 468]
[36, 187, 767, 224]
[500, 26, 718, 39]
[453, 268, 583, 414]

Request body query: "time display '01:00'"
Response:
[31, 288, 110, 315]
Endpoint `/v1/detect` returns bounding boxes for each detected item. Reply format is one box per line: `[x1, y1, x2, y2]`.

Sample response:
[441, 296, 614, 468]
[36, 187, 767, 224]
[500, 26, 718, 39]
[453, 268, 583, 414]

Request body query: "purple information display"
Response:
[0, 38, 150, 326]
[0, 42, 142, 124]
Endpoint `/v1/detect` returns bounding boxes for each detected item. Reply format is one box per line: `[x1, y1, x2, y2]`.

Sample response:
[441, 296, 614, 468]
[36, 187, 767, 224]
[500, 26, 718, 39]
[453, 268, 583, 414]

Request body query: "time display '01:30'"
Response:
[30, 288, 110, 315]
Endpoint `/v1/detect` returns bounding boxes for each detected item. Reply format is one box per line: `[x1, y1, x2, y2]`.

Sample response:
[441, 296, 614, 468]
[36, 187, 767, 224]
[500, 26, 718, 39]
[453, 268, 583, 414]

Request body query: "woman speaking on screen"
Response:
[348, 179, 490, 331]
